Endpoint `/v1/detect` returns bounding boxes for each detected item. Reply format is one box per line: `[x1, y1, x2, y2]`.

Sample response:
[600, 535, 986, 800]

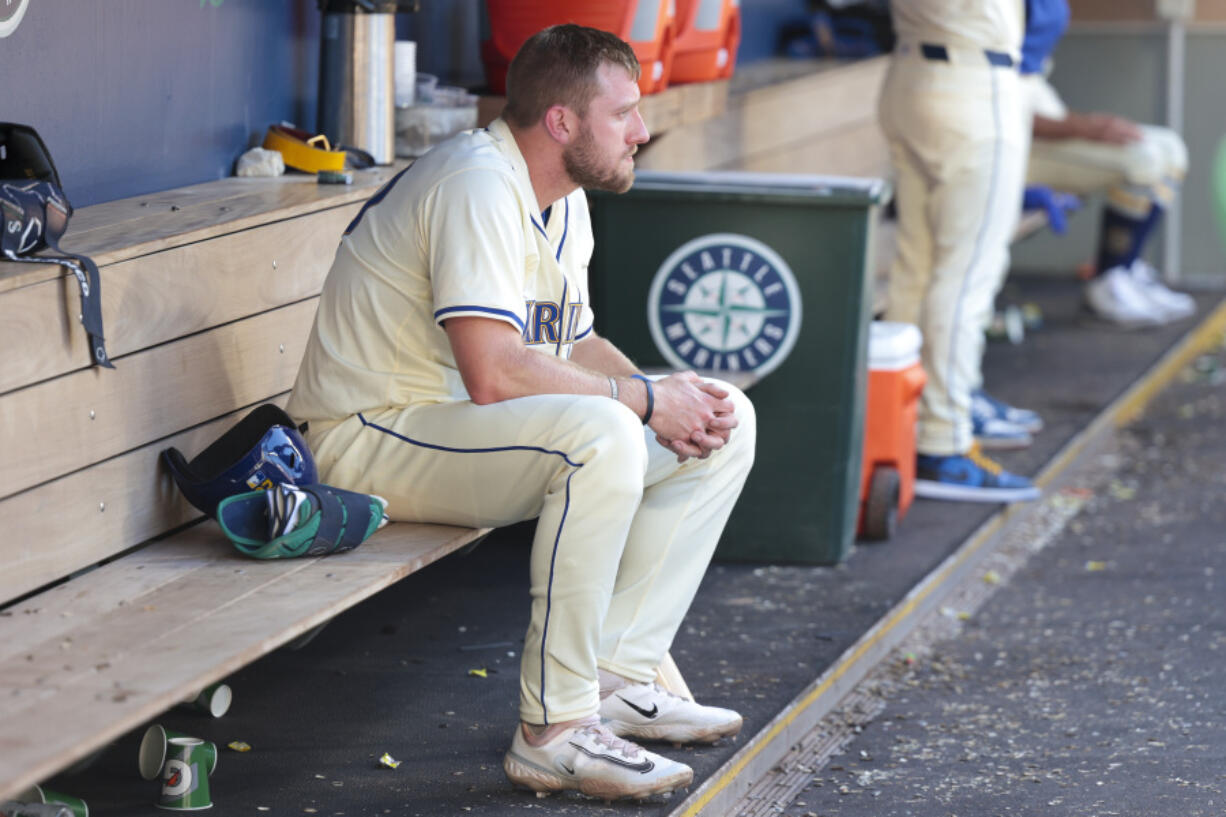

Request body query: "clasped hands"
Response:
[645, 371, 740, 463]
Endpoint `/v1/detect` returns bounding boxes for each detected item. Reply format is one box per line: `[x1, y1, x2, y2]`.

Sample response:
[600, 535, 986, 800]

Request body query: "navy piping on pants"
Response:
[945, 67, 1003, 453]
[356, 412, 582, 724]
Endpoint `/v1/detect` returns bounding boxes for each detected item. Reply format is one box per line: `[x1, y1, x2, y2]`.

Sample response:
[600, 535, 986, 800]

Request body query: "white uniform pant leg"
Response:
[881, 113, 935, 328]
[596, 382, 756, 683]
[307, 395, 651, 726]
[1028, 120, 1188, 213]
[879, 57, 1027, 455]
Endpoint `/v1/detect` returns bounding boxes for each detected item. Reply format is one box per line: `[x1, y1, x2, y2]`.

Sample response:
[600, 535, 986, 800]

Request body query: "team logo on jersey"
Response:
[647, 233, 802, 378]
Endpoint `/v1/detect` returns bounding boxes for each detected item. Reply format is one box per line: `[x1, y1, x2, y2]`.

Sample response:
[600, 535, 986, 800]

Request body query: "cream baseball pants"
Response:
[305, 383, 756, 725]
[879, 48, 1030, 456]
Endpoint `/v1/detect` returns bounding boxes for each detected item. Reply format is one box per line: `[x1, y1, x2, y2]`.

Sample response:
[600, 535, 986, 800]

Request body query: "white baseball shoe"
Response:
[1084, 265, 1168, 328]
[599, 681, 743, 744]
[1129, 259, 1196, 322]
[503, 717, 693, 800]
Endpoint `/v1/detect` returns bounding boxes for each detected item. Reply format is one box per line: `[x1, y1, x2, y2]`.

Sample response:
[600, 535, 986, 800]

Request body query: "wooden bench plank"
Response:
[727, 119, 889, 177]
[0, 166, 405, 296]
[0, 396, 290, 603]
[0, 300, 314, 499]
[0, 520, 488, 801]
[0, 205, 354, 395]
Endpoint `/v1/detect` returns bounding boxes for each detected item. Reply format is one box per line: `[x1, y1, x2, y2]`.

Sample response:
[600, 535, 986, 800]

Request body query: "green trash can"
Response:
[588, 170, 889, 564]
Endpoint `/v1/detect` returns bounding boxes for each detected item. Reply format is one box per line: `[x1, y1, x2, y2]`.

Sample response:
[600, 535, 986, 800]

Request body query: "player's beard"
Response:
[563, 123, 635, 193]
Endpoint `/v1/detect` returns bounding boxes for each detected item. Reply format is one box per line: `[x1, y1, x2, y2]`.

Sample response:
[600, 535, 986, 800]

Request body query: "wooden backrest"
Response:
[635, 56, 890, 177]
[0, 170, 404, 605]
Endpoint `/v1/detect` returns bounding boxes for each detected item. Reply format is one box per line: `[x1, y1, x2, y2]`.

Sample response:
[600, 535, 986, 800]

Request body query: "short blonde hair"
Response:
[502, 24, 640, 129]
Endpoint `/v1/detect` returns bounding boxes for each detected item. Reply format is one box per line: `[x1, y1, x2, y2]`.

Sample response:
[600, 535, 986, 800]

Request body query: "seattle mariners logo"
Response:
[648, 233, 801, 378]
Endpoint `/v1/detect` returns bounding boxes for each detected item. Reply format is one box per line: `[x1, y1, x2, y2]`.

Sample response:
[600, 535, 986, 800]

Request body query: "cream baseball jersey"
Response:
[890, 0, 1024, 56]
[287, 118, 596, 425]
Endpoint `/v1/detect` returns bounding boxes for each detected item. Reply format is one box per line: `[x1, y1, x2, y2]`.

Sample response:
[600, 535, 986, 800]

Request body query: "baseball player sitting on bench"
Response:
[1023, 0, 1195, 328]
[286, 24, 756, 801]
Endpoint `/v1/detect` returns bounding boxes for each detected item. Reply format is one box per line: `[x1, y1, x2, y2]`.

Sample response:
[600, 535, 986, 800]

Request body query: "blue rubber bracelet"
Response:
[631, 374, 654, 425]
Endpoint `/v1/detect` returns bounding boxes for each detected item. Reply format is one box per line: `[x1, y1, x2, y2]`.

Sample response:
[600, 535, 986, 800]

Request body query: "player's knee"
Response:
[710, 380, 757, 470]
[570, 396, 650, 476]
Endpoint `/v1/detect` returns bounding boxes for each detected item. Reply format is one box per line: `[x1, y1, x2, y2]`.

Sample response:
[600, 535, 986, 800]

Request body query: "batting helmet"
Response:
[162, 404, 317, 518]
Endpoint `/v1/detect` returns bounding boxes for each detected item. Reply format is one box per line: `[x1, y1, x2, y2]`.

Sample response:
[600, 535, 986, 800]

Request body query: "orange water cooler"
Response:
[858, 321, 926, 541]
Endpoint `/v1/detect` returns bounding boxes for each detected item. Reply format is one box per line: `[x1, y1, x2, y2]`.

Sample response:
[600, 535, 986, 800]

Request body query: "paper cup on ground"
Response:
[140, 725, 218, 781]
[157, 738, 212, 811]
[15, 786, 88, 817]
[181, 683, 231, 718]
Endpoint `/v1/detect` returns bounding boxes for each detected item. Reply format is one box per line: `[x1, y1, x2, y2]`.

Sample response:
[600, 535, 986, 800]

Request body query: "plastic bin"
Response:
[670, 0, 740, 84]
[588, 170, 890, 564]
[482, 0, 675, 96]
[857, 322, 926, 541]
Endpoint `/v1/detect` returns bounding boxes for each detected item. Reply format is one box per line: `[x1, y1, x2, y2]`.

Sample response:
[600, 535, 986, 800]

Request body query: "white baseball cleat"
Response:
[503, 717, 693, 800]
[1084, 265, 1168, 328]
[1129, 259, 1196, 322]
[599, 681, 743, 744]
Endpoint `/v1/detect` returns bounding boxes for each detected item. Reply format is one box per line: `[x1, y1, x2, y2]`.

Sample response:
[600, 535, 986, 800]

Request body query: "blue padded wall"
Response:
[0, 0, 319, 206]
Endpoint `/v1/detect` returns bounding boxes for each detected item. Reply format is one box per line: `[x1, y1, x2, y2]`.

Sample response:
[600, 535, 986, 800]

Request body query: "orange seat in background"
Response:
[670, 0, 740, 84]
[483, 0, 676, 96]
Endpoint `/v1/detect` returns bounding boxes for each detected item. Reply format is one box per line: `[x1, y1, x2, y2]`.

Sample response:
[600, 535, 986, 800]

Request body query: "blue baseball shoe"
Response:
[972, 389, 1043, 432]
[971, 412, 1032, 450]
[915, 444, 1040, 503]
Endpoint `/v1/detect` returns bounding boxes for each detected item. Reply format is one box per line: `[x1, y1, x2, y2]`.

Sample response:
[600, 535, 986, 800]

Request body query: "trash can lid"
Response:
[631, 170, 890, 206]
[868, 321, 922, 370]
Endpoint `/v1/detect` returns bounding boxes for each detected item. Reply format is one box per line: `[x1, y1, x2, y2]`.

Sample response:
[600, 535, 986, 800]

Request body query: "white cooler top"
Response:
[868, 321, 922, 371]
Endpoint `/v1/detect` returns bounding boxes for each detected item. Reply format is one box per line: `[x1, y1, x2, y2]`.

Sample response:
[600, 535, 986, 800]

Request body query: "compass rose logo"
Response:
[647, 233, 802, 378]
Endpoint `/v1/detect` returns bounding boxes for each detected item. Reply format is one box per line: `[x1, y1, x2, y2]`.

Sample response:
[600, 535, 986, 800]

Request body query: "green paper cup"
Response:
[140, 725, 218, 780]
[156, 738, 213, 811]
[180, 683, 232, 718]
[14, 786, 88, 817]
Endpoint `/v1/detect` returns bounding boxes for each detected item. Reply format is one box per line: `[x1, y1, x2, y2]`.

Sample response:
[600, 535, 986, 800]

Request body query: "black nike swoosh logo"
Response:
[559, 761, 576, 775]
[569, 742, 656, 774]
[618, 696, 659, 719]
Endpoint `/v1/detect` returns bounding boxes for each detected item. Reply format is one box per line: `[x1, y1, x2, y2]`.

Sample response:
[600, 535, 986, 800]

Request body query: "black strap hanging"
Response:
[0, 124, 113, 369]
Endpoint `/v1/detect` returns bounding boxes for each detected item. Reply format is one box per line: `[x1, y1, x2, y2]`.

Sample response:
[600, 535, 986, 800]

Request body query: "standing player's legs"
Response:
[884, 61, 1026, 455]
[880, 58, 935, 330]
[879, 55, 1035, 501]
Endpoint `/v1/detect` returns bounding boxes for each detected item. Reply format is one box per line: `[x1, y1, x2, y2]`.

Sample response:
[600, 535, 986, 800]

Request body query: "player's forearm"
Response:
[1032, 113, 1076, 141]
[569, 334, 642, 378]
[1034, 112, 1141, 145]
[445, 316, 650, 416]
[460, 340, 649, 417]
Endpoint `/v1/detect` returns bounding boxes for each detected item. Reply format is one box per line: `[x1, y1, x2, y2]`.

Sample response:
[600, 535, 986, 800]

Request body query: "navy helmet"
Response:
[162, 404, 317, 518]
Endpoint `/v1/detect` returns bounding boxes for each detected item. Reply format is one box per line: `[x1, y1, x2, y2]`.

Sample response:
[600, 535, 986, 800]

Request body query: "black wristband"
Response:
[631, 374, 654, 425]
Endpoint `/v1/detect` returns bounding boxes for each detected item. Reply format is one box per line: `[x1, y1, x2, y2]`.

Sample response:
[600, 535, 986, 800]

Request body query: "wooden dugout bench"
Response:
[0, 76, 725, 801]
[0, 166, 493, 801]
